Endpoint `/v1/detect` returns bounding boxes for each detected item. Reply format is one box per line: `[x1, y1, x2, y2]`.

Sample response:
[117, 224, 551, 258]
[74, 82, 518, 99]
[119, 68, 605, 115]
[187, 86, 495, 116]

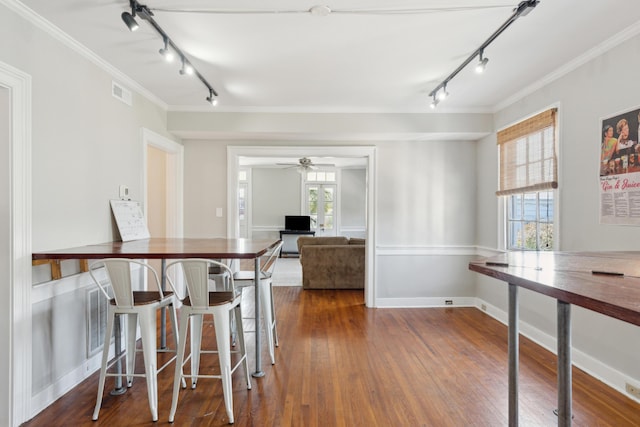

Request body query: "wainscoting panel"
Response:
[374, 245, 483, 308]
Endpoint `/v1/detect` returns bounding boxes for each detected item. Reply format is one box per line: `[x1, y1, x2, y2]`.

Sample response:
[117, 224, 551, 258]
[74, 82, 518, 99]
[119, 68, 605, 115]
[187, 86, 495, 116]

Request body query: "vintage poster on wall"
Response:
[599, 106, 640, 224]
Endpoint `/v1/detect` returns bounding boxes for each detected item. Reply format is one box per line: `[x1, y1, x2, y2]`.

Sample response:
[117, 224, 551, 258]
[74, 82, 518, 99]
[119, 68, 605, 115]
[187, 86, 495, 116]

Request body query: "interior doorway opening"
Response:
[227, 146, 376, 307]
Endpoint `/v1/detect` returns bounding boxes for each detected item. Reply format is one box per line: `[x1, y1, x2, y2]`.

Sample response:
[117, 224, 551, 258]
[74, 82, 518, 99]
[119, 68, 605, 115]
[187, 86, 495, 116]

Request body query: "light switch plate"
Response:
[119, 185, 129, 200]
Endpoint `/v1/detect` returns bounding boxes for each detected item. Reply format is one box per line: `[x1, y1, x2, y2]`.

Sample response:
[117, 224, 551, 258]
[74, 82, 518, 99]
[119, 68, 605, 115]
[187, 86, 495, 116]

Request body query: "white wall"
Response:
[340, 168, 366, 233]
[0, 3, 176, 421]
[0, 6, 173, 252]
[182, 140, 228, 237]
[375, 140, 478, 305]
[252, 167, 301, 235]
[182, 138, 479, 305]
[475, 33, 640, 394]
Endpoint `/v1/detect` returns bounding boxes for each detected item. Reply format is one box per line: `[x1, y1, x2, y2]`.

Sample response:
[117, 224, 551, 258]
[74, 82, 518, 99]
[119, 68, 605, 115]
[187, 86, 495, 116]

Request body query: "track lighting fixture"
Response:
[179, 57, 194, 75]
[206, 89, 218, 106]
[429, 95, 439, 109]
[475, 50, 489, 73]
[437, 86, 449, 101]
[121, 0, 219, 106]
[159, 37, 174, 62]
[428, 0, 538, 108]
[121, 11, 139, 32]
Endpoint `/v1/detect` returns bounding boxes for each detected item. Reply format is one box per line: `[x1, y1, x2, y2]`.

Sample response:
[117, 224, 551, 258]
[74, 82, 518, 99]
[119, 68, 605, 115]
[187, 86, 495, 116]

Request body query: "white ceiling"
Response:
[14, 0, 640, 113]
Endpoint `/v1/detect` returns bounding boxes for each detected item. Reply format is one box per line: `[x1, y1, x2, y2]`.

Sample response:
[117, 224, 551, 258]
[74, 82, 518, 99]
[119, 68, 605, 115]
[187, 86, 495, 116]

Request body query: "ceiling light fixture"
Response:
[179, 57, 194, 75]
[159, 37, 174, 62]
[428, 0, 539, 108]
[475, 49, 489, 73]
[437, 85, 449, 101]
[121, 0, 219, 106]
[429, 95, 439, 109]
[206, 89, 218, 106]
[121, 10, 139, 32]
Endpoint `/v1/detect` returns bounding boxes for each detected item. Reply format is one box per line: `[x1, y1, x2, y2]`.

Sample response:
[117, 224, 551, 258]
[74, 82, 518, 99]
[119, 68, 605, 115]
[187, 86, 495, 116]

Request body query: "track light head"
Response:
[475, 52, 489, 73]
[159, 38, 174, 62]
[437, 86, 449, 101]
[429, 95, 439, 109]
[206, 90, 218, 106]
[179, 57, 194, 75]
[121, 12, 139, 31]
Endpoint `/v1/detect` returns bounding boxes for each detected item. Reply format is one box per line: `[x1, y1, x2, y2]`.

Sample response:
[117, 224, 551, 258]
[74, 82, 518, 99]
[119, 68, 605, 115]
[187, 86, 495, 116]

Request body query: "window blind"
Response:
[497, 108, 558, 196]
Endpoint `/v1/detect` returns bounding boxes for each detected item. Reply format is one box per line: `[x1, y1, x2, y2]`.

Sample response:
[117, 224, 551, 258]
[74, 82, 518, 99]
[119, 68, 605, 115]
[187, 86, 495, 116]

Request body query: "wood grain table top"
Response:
[32, 237, 282, 260]
[469, 251, 640, 327]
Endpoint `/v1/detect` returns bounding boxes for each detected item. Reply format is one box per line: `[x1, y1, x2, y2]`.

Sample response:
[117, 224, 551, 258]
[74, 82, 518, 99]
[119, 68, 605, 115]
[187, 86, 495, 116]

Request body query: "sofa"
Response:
[297, 236, 365, 289]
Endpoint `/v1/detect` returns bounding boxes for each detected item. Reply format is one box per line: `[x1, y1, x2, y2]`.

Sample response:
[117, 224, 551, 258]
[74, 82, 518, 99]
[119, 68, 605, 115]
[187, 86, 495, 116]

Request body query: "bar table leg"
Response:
[253, 257, 264, 377]
[557, 301, 572, 426]
[110, 314, 126, 395]
[508, 283, 519, 427]
[160, 259, 167, 349]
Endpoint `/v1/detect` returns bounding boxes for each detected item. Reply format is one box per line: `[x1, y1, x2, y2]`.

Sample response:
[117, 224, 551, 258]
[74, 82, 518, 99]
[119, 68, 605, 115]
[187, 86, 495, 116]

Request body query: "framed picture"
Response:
[599, 106, 640, 225]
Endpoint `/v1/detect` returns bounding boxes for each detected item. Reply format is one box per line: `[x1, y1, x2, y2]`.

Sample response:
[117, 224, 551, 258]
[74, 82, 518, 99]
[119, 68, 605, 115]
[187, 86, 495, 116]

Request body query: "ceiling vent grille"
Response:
[112, 81, 132, 106]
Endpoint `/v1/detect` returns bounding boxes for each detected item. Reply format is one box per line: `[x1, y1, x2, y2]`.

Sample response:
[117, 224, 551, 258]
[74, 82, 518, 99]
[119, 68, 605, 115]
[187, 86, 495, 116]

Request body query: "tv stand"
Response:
[279, 230, 315, 257]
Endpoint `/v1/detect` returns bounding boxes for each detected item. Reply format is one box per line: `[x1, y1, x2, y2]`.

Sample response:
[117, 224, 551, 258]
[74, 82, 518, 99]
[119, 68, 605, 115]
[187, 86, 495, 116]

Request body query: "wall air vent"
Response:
[112, 81, 132, 106]
[87, 286, 110, 357]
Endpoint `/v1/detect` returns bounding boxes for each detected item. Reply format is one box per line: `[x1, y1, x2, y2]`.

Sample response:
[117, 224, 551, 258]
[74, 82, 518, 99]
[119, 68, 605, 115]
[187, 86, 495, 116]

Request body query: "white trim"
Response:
[376, 245, 504, 257]
[376, 297, 476, 308]
[475, 299, 640, 405]
[0, 60, 32, 426]
[227, 145, 377, 307]
[376, 245, 479, 256]
[142, 128, 184, 238]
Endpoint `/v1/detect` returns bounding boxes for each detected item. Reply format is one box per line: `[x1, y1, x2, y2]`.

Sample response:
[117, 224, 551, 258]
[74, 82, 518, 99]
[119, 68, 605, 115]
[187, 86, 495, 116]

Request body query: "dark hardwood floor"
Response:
[23, 287, 640, 426]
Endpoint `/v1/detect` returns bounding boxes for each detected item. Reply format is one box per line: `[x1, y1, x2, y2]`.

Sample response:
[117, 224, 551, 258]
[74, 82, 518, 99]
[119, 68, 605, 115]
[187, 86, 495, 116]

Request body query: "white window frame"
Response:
[498, 105, 561, 252]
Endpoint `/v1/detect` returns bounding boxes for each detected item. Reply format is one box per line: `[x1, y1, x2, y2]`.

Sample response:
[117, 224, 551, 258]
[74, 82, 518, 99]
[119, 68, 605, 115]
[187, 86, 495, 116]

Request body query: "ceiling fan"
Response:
[276, 157, 335, 171]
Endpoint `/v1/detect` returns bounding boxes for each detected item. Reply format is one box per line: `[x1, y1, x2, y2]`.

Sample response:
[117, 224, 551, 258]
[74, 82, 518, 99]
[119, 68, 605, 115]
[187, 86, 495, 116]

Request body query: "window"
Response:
[507, 191, 553, 250]
[305, 169, 337, 234]
[498, 109, 558, 250]
[305, 170, 335, 182]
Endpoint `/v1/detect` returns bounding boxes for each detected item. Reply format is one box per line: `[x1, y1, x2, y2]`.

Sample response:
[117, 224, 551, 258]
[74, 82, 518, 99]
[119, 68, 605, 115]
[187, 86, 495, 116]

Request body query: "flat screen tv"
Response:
[285, 215, 311, 231]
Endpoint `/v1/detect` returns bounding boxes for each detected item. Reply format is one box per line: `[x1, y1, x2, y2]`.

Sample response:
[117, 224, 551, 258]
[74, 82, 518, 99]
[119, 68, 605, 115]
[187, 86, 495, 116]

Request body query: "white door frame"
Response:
[227, 145, 376, 307]
[141, 128, 184, 238]
[1, 61, 32, 426]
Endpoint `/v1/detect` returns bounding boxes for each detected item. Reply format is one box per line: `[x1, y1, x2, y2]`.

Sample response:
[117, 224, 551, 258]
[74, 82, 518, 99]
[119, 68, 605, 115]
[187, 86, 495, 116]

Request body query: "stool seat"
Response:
[182, 291, 234, 307]
[108, 290, 175, 306]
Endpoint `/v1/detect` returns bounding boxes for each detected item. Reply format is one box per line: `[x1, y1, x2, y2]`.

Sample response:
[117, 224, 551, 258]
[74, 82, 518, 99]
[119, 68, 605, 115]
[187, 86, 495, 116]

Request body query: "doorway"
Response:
[227, 146, 376, 308]
[143, 129, 184, 288]
[305, 183, 337, 237]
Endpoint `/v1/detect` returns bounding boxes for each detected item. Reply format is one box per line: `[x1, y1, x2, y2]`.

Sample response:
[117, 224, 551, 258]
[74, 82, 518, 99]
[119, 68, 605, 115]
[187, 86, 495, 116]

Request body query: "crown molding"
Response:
[1, 0, 168, 110]
[494, 21, 640, 113]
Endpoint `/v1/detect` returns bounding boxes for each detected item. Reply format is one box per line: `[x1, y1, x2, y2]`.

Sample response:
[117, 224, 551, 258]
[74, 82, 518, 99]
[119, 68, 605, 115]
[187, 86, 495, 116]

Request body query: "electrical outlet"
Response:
[481, 304, 487, 311]
[626, 383, 640, 399]
[445, 300, 453, 305]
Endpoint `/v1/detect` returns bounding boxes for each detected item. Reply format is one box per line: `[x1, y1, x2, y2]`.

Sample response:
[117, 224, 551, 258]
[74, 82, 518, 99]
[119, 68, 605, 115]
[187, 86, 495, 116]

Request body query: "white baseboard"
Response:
[376, 296, 476, 308]
[475, 299, 640, 405]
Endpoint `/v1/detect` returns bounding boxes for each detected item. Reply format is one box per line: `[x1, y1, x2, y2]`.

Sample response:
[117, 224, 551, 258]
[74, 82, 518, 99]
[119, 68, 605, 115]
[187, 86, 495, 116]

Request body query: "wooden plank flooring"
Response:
[23, 287, 640, 426]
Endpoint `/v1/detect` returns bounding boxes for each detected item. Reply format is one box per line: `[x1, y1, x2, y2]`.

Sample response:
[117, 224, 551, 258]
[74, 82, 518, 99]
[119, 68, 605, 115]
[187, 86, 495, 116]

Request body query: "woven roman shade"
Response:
[497, 108, 558, 196]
